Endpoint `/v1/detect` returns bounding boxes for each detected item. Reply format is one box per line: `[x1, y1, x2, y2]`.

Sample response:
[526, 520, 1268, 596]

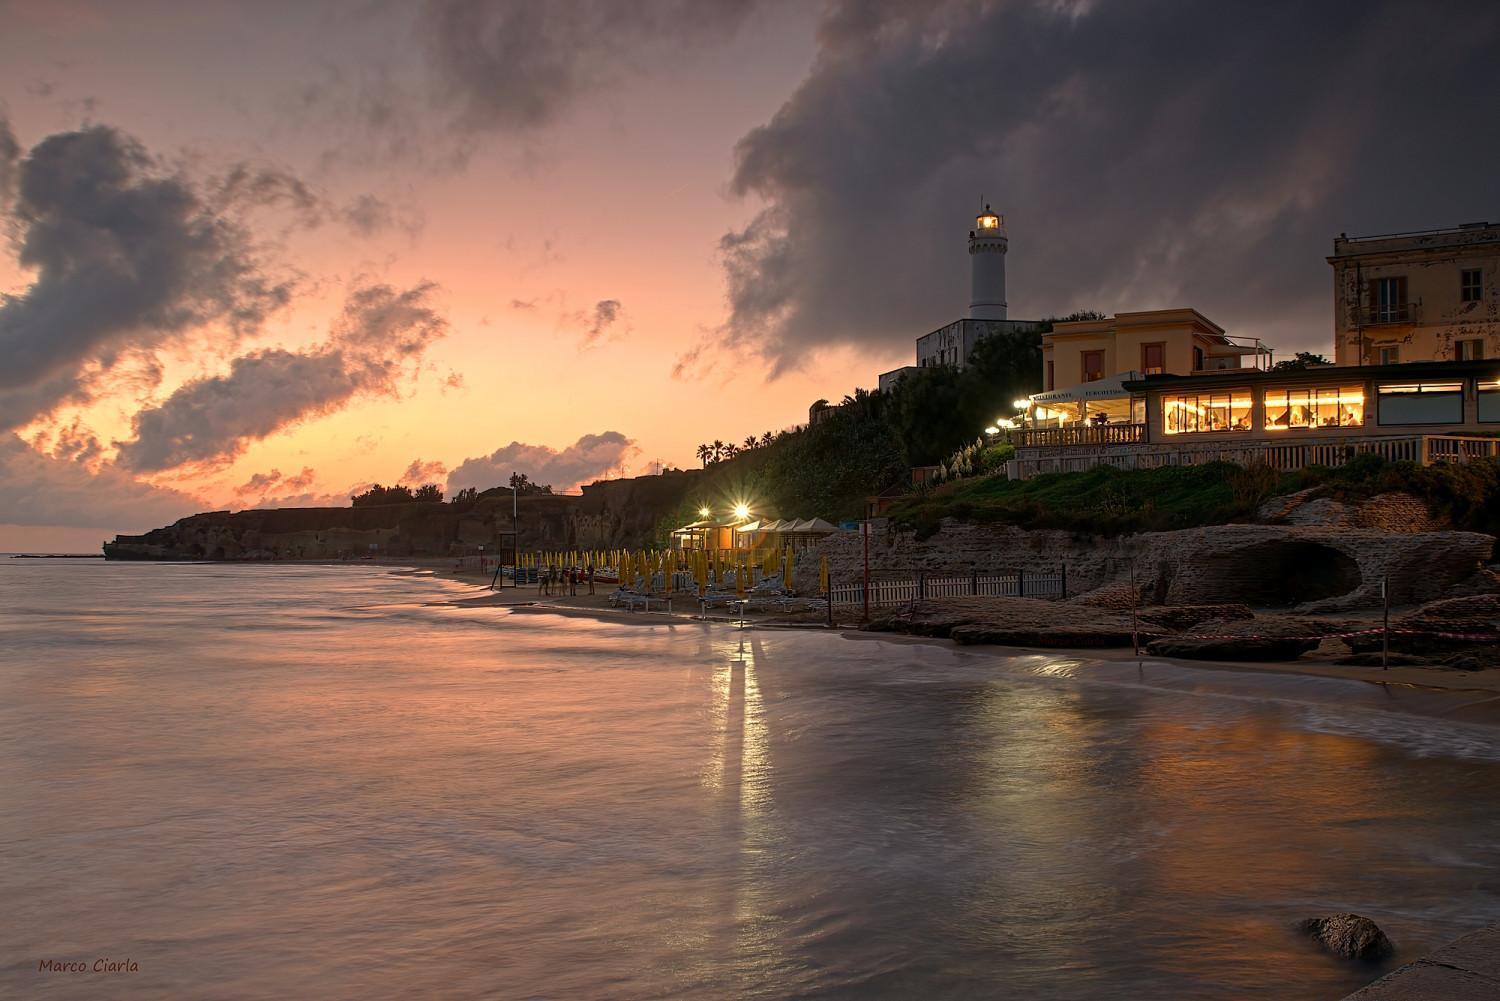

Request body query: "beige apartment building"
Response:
[1330, 221, 1500, 366]
[1028, 308, 1270, 425]
[1040, 308, 1270, 392]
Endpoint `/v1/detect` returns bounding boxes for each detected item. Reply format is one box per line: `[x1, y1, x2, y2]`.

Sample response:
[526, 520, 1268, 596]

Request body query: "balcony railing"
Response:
[1009, 423, 1145, 448]
[1360, 300, 1421, 325]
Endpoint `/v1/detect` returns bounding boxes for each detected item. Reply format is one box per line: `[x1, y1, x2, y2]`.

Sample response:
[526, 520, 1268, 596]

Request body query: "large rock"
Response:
[1146, 633, 1321, 662]
[803, 519, 1496, 614]
[1297, 913, 1393, 961]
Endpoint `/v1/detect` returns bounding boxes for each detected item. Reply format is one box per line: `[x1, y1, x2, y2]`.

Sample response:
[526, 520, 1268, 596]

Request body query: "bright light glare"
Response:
[734, 504, 750, 519]
[1013, 399, 1029, 409]
[983, 426, 1000, 435]
[698, 506, 710, 518]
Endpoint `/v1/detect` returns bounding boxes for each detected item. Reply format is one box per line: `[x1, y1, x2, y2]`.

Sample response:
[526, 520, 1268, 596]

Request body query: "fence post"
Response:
[919, 573, 926, 600]
[1382, 574, 1390, 670]
[1060, 562, 1067, 599]
[1130, 559, 1140, 656]
[1017, 567, 1025, 598]
[971, 566, 978, 596]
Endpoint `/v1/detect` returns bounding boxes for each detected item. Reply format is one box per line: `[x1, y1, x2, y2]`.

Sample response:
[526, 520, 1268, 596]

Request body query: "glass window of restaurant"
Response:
[1480, 380, 1500, 423]
[1163, 390, 1252, 434]
[1377, 382, 1464, 425]
[1264, 386, 1366, 430]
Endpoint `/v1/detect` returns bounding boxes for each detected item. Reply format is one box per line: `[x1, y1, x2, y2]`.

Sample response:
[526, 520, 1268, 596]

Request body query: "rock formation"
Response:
[1296, 913, 1394, 961]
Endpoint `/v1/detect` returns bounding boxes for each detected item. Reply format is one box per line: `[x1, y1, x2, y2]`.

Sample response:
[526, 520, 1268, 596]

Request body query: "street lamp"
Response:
[733, 503, 750, 520]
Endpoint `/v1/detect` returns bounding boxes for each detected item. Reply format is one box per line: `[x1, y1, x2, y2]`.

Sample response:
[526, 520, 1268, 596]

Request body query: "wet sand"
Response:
[430, 564, 1500, 697]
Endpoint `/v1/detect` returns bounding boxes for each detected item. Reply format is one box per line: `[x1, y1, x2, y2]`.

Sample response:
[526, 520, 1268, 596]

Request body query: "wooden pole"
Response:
[1130, 559, 1140, 657]
[1382, 574, 1390, 670]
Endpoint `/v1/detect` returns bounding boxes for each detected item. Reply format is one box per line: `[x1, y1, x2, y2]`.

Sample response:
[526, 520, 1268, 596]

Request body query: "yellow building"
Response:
[1330, 221, 1500, 366]
[1029, 309, 1271, 426]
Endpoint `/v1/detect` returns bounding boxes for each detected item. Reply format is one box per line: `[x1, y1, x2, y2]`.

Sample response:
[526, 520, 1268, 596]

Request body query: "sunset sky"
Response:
[2, 0, 1498, 551]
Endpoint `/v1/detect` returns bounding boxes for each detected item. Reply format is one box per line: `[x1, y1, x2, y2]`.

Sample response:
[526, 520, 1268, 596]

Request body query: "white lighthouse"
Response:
[968, 205, 1008, 320]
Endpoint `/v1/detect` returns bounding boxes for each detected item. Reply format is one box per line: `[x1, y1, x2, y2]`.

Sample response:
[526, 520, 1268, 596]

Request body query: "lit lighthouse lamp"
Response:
[968, 203, 1008, 320]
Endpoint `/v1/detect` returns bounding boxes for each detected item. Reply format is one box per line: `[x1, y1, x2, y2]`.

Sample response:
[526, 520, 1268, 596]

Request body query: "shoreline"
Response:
[427, 564, 1500, 699]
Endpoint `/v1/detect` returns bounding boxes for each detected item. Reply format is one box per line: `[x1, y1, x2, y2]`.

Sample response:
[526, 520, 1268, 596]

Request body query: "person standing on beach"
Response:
[587, 564, 595, 595]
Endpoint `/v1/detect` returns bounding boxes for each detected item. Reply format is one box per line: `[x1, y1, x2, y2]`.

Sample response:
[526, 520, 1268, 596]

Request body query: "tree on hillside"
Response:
[413, 484, 443, 502]
[351, 483, 417, 504]
[743, 435, 759, 450]
[508, 471, 553, 495]
[695, 443, 713, 467]
[1270, 351, 1333, 372]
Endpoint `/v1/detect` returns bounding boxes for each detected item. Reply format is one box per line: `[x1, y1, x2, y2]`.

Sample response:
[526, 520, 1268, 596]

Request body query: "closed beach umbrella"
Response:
[736, 559, 746, 598]
[783, 546, 793, 590]
[819, 556, 830, 595]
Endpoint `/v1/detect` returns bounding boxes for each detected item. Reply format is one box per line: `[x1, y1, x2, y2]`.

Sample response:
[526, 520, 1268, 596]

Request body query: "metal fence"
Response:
[828, 570, 1065, 608]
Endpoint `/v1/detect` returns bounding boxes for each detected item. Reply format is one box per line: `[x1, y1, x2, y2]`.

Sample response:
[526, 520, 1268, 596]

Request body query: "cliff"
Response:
[103, 470, 704, 561]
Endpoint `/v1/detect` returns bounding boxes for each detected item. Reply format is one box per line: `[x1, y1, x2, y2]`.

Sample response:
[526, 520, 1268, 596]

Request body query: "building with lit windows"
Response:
[1006, 360, 1500, 479]
[1330, 221, 1500, 366]
[1027, 309, 1272, 427]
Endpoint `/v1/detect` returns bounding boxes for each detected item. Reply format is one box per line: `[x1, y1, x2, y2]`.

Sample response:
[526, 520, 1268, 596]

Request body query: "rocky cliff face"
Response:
[797, 517, 1498, 613]
[104, 470, 704, 561]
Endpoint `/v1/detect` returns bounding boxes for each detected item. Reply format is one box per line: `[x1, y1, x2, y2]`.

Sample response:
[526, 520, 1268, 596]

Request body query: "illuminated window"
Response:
[1378, 382, 1463, 425]
[1162, 390, 1252, 434]
[1264, 386, 1366, 430]
[1141, 342, 1165, 375]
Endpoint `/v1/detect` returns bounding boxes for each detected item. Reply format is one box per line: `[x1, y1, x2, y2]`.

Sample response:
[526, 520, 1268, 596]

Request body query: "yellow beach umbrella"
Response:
[819, 556, 830, 595]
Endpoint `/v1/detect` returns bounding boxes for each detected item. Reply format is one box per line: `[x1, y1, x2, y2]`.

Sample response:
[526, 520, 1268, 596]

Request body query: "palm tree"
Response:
[695, 443, 712, 468]
[722, 443, 738, 459]
[710, 439, 727, 463]
[743, 435, 758, 450]
[760, 431, 774, 447]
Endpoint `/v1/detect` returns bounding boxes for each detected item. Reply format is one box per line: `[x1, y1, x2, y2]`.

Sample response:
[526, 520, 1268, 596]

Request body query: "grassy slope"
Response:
[886, 455, 1500, 539]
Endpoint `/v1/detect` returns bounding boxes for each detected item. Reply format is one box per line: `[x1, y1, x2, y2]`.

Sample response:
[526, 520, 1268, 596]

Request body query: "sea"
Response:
[3, 560, 1500, 1000]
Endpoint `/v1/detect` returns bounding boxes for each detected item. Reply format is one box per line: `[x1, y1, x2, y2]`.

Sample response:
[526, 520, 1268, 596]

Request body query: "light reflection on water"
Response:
[2, 561, 1500, 1000]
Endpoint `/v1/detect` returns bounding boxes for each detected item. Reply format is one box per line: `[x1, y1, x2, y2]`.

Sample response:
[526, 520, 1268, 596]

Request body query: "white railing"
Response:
[828, 571, 1065, 608]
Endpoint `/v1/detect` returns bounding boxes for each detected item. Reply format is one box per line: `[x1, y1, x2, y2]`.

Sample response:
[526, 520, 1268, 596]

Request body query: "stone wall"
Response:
[796, 518, 1497, 612]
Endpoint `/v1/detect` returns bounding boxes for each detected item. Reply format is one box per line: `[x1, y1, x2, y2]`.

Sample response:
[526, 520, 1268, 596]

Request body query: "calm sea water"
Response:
[3, 561, 1500, 1000]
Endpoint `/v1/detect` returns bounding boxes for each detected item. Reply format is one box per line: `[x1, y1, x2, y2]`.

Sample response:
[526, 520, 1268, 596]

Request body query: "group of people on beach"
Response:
[538, 564, 595, 597]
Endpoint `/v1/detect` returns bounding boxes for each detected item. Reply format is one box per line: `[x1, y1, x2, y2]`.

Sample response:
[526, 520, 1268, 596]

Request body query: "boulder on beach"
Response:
[1296, 913, 1393, 961]
[1145, 632, 1321, 662]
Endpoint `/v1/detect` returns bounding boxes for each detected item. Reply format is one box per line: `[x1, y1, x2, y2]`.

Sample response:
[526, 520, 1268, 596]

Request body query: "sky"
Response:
[1, 0, 1498, 551]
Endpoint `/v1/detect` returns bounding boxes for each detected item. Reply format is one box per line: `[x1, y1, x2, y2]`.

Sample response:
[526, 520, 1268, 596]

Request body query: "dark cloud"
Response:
[446, 431, 637, 493]
[0, 115, 19, 209]
[114, 281, 447, 472]
[0, 123, 293, 428]
[714, 0, 1500, 374]
[423, 0, 761, 134]
[0, 433, 199, 531]
[210, 163, 421, 239]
